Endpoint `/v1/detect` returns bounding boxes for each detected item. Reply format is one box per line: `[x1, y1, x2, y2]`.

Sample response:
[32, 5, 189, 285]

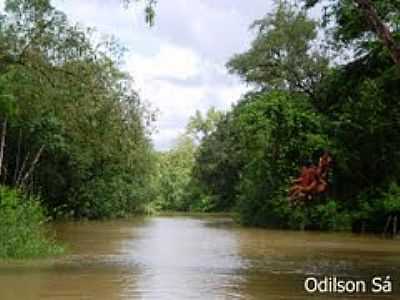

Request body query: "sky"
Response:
[0, 0, 277, 150]
[53, 0, 278, 150]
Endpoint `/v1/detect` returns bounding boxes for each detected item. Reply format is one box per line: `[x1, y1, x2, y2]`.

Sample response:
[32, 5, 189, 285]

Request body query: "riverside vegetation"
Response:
[153, 0, 400, 233]
[0, 0, 155, 258]
[0, 0, 400, 259]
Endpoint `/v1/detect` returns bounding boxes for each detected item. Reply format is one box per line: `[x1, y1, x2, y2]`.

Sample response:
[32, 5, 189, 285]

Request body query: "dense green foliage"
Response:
[0, 0, 158, 258]
[178, 0, 400, 232]
[154, 135, 196, 211]
[0, 0, 155, 220]
[153, 108, 223, 212]
[0, 186, 63, 259]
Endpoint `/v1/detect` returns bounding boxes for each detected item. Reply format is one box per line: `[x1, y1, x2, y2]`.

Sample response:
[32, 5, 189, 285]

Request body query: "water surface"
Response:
[0, 216, 399, 299]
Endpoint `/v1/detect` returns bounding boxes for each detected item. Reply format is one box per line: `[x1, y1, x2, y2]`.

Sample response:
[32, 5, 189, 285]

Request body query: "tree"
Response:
[227, 1, 329, 99]
[304, 0, 400, 67]
[192, 90, 334, 225]
[191, 111, 240, 211]
[186, 107, 222, 142]
[154, 108, 223, 212]
[154, 134, 196, 211]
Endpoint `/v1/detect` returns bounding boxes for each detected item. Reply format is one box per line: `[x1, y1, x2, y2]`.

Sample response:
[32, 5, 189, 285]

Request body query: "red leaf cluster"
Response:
[289, 152, 332, 203]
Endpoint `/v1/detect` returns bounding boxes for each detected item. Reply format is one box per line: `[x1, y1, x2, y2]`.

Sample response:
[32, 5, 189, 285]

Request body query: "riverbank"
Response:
[156, 211, 235, 218]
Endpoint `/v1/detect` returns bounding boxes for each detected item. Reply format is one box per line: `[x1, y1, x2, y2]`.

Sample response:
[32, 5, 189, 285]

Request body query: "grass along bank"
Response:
[0, 186, 64, 259]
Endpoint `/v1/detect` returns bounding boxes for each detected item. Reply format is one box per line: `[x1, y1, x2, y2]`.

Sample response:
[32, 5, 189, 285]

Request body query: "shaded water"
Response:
[1, 216, 400, 299]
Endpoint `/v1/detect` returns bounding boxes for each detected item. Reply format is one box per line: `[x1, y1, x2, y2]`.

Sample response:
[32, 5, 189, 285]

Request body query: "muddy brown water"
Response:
[0, 216, 400, 299]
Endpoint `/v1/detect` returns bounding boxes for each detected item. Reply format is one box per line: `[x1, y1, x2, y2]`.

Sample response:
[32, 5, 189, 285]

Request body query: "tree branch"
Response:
[20, 145, 45, 187]
[354, 0, 400, 66]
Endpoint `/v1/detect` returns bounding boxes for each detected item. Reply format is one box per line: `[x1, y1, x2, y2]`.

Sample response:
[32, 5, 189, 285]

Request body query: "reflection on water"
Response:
[0, 216, 399, 299]
[124, 218, 245, 299]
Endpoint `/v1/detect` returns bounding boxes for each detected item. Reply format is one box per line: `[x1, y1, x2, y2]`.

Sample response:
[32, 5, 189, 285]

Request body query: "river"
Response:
[0, 215, 399, 299]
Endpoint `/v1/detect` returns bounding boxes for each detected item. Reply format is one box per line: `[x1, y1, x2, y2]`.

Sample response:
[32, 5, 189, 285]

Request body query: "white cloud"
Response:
[51, 1, 270, 149]
[126, 43, 247, 150]
[217, 86, 249, 109]
[128, 44, 200, 81]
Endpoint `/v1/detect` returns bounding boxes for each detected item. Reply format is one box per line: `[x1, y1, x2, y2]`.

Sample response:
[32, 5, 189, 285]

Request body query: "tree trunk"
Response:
[16, 151, 30, 186]
[383, 215, 392, 236]
[0, 118, 7, 178]
[13, 129, 22, 185]
[393, 215, 398, 237]
[353, 0, 400, 66]
[20, 145, 45, 187]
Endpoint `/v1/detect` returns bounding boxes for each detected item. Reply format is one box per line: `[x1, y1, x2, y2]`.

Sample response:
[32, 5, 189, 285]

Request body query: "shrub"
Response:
[0, 186, 63, 259]
[308, 199, 352, 231]
[382, 182, 400, 215]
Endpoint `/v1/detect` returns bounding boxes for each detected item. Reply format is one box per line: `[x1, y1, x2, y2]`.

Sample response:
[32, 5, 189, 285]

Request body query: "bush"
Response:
[382, 182, 400, 215]
[308, 200, 352, 231]
[278, 198, 351, 231]
[0, 186, 63, 259]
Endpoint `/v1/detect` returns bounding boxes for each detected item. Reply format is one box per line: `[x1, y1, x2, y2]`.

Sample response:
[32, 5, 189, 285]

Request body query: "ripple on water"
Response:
[1, 216, 400, 300]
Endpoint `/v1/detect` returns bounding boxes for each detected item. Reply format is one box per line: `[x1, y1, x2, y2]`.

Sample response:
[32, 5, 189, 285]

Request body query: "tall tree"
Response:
[186, 107, 222, 142]
[227, 1, 329, 98]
